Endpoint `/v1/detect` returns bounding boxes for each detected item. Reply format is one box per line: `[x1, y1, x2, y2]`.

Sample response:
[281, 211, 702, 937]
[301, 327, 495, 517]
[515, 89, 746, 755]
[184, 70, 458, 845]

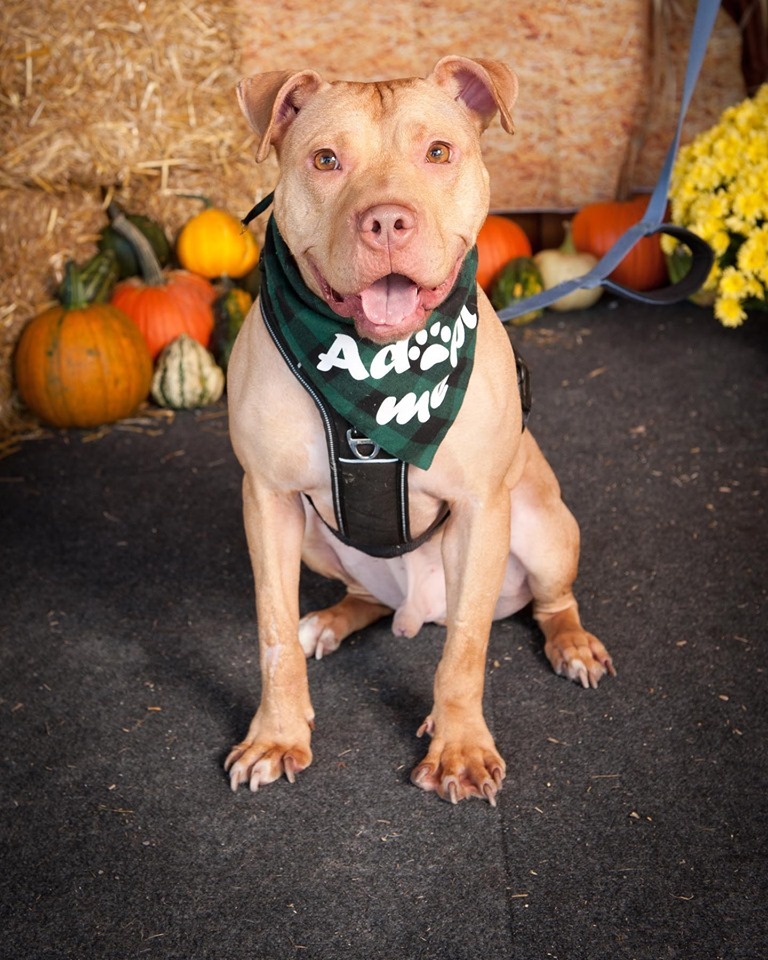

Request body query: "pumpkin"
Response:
[151, 334, 225, 409]
[14, 254, 153, 428]
[212, 286, 252, 370]
[533, 222, 603, 311]
[571, 196, 667, 291]
[176, 197, 260, 279]
[98, 209, 171, 279]
[108, 206, 216, 359]
[476, 214, 532, 292]
[490, 256, 544, 325]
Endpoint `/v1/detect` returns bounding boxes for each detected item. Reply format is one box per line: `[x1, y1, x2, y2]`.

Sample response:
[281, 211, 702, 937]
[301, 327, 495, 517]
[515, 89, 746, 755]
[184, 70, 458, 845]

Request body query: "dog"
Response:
[225, 56, 615, 805]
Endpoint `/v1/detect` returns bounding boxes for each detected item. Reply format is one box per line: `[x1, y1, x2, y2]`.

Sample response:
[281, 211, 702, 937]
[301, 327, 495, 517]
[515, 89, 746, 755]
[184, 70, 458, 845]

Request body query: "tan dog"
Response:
[225, 57, 614, 805]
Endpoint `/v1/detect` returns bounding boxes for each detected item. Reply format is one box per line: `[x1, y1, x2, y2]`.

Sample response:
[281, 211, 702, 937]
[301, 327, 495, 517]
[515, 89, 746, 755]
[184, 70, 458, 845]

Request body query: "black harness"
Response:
[261, 293, 532, 558]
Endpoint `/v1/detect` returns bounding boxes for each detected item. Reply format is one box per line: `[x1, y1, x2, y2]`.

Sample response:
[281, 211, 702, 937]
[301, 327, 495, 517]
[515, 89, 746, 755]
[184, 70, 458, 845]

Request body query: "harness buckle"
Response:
[345, 428, 381, 461]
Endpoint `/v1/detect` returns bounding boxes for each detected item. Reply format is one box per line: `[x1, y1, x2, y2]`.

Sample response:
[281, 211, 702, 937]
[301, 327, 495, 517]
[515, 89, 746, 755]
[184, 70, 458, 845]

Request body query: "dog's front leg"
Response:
[226, 476, 315, 791]
[411, 489, 510, 806]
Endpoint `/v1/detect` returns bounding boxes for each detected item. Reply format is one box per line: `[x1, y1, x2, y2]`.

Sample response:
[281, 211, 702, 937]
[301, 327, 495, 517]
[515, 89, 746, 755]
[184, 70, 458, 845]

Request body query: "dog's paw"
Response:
[225, 739, 312, 792]
[299, 596, 392, 660]
[298, 612, 343, 660]
[410, 719, 506, 807]
[545, 629, 616, 689]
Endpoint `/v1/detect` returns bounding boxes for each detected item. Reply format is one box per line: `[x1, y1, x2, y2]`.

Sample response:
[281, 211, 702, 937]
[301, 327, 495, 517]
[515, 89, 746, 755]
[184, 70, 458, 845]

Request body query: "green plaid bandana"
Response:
[260, 215, 478, 471]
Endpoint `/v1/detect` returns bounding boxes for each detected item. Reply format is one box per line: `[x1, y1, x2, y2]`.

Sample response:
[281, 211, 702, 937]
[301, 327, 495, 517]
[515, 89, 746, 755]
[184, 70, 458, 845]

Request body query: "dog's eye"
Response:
[313, 149, 340, 171]
[426, 141, 451, 164]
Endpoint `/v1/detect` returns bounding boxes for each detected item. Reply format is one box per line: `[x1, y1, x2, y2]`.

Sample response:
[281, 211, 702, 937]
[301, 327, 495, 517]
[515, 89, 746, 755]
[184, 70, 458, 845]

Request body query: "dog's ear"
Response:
[429, 57, 517, 134]
[237, 69, 325, 161]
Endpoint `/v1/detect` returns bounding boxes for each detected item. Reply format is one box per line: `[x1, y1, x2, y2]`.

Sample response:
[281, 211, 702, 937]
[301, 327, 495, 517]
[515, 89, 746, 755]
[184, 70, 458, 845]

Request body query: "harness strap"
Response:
[514, 341, 532, 430]
[260, 277, 532, 557]
[308, 406, 451, 559]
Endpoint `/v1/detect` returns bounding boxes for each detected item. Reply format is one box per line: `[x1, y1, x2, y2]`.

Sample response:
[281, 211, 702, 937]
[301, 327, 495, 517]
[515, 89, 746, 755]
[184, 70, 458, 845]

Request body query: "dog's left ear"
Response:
[429, 57, 517, 134]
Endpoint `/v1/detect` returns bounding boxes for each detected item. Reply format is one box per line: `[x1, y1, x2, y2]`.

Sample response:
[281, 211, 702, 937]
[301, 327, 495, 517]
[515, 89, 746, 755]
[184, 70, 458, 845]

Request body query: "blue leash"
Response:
[497, 0, 719, 320]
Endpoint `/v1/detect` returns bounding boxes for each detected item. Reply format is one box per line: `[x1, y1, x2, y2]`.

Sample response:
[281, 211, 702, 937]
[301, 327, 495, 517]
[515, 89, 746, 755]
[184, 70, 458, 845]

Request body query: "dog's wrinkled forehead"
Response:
[237, 57, 517, 163]
[280, 79, 481, 157]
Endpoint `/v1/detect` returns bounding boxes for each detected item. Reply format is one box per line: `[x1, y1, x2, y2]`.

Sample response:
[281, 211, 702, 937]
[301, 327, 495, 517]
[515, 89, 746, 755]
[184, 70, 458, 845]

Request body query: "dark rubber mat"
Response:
[2, 299, 766, 959]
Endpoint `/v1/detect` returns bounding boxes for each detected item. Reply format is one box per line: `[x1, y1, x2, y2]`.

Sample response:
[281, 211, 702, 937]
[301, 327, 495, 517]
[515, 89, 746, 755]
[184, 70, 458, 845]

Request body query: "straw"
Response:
[0, 0, 273, 433]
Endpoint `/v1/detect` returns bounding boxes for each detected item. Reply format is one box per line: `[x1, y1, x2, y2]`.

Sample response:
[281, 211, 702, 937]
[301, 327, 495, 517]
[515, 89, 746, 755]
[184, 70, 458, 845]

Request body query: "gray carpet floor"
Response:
[1, 298, 766, 959]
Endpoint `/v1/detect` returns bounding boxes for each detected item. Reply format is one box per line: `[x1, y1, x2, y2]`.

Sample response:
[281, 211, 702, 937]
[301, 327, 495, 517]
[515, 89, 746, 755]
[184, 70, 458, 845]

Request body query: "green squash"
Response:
[151, 334, 225, 409]
[238, 263, 262, 300]
[212, 287, 252, 370]
[98, 211, 171, 280]
[490, 256, 544, 325]
[61, 249, 119, 305]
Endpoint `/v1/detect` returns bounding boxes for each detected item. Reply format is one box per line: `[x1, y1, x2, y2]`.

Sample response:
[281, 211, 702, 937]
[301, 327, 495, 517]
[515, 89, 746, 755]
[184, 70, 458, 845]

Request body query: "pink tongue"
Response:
[360, 274, 419, 326]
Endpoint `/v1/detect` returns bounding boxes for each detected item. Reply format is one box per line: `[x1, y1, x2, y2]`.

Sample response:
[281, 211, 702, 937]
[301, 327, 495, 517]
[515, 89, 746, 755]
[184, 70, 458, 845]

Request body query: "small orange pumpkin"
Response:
[108, 207, 216, 359]
[571, 196, 667, 291]
[14, 256, 153, 428]
[475, 214, 533, 293]
[176, 197, 260, 279]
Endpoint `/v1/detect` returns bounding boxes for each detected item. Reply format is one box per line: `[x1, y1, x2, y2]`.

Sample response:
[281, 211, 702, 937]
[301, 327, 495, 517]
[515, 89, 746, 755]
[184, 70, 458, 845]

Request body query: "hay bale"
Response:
[0, 0, 272, 434]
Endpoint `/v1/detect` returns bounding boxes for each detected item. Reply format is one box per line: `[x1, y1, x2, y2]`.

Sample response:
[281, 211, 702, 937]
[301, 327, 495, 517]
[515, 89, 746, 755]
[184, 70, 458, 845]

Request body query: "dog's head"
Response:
[237, 57, 517, 343]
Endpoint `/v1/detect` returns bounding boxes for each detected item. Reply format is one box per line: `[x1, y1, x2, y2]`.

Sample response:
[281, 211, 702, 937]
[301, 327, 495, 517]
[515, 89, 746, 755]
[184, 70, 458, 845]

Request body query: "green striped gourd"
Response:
[490, 256, 545, 325]
[151, 334, 224, 409]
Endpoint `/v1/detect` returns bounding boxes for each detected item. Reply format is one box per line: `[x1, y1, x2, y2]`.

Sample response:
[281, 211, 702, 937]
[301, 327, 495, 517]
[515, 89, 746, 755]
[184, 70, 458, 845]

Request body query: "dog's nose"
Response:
[358, 204, 416, 250]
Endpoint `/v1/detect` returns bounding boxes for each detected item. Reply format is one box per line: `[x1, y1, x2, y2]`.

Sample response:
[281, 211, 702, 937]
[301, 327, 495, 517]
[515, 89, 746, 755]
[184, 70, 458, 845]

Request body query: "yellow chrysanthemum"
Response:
[737, 227, 768, 276]
[668, 84, 768, 326]
[708, 230, 732, 258]
[697, 261, 721, 294]
[714, 296, 746, 327]
[719, 267, 751, 298]
[733, 190, 764, 224]
[690, 192, 729, 224]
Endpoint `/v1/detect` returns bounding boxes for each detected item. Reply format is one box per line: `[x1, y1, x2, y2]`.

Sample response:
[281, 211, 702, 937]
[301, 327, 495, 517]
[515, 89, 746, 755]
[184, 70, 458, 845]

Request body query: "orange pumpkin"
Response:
[571, 196, 667, 291]
[14, 259, 152, 428]
[475, 214, 532, 292]
[111, 270, 216, 359]
[108, 207, 216, 359]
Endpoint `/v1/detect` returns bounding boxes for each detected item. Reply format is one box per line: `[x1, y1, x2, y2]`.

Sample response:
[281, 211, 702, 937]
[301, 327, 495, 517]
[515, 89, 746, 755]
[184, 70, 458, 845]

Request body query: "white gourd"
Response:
[151, 334, 225, 409]
[533, 222, 603, 312]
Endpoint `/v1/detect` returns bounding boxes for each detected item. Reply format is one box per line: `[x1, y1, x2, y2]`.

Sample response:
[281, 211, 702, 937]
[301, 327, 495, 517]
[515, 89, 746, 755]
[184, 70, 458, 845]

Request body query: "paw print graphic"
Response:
[408, 320, 453, 371]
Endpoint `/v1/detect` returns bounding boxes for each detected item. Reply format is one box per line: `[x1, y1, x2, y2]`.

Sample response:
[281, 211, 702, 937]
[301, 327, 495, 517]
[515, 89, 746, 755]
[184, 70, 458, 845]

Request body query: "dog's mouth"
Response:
[311, 257, 464, 342]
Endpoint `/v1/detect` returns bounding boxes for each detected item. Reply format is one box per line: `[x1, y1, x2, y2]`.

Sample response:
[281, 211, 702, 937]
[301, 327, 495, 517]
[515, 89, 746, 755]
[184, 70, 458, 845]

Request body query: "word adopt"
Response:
[316, 306, 478, 427]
